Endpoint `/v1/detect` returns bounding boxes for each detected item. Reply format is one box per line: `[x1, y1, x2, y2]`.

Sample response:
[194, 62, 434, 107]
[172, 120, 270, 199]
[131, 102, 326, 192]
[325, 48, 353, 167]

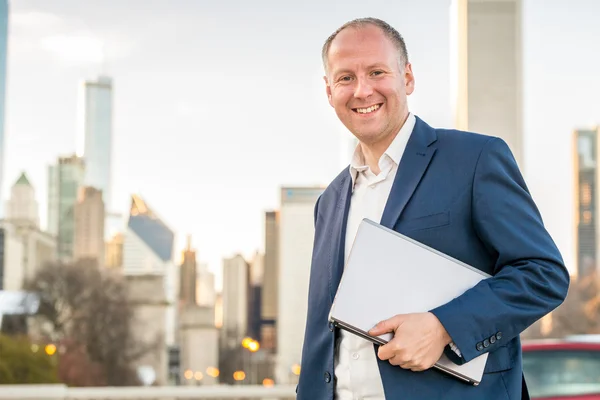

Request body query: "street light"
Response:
[263, 378, 275, 387]
[291, 364, 301, 376]
[241, 337, 253, 348]
[184, 370, 193, 380]
[45, 344, 57, 356]
[233, 370, 246, 381]
[206, 367, 220, 378]
[248, 340, 260, 352]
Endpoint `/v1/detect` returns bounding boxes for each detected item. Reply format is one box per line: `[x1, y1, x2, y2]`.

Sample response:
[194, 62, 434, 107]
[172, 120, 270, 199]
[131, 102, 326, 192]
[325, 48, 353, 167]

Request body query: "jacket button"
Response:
[476, 342, 484, 351]
[324, 371, 331, 383]
[490, 335, 497, 344]
[483, 339, 490, 348]
[329, 322, 335, 332]
[496, 332, 503, 340]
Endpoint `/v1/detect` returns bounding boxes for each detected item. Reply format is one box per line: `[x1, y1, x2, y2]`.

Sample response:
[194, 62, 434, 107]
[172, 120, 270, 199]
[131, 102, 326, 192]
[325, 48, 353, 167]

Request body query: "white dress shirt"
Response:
[334, 113, 416, 400]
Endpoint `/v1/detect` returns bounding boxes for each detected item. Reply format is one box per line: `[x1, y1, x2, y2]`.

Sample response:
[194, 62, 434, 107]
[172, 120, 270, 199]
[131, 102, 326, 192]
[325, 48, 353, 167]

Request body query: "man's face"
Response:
[324, 25, 414, 146]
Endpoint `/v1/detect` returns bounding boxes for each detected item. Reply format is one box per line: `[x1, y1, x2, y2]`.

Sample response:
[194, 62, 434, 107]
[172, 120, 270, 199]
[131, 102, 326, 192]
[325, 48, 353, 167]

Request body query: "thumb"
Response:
[368, 315, 404, 335]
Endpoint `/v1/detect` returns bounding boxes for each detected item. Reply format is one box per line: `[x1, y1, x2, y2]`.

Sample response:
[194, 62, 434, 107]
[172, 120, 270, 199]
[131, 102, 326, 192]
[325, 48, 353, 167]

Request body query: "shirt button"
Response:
[352, 353, 359, 360]
[324, 371, 331, 383]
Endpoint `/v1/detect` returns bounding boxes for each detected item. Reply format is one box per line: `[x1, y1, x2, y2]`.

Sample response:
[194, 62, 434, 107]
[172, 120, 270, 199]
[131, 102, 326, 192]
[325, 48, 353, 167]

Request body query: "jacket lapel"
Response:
[329, 173, 353, 303]
[380, 117, 438, 229]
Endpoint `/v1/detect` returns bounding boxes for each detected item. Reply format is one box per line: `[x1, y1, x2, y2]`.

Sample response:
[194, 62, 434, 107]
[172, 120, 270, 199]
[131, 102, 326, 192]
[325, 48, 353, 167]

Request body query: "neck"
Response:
[360, 112, 409, 175]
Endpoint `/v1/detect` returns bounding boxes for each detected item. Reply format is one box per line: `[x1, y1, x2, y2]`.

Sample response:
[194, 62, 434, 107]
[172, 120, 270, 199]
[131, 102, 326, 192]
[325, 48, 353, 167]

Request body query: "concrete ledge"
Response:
[0, 384, 296, 399]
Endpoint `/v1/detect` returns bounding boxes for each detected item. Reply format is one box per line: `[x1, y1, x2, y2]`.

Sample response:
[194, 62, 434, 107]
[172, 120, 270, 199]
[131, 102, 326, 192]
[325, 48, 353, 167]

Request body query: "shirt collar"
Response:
[348, 112, 416, 186]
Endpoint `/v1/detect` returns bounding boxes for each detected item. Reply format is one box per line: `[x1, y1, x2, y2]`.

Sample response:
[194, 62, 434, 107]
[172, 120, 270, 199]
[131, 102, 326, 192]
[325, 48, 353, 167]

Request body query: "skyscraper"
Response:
[573, 127, 600, 279]
[276, 186, 324, 384]
[0, 1, 9, 215]
[122, 194, 177, 345]
[221, 254, 248, 348]
[5, 172, 39, 227]
[47, 155, 85, 261]
[74, 186, 105, 267]
[247, 251, 264, 341]
[105, 232, 123, 269]
[261, 211, 279, 351]
[451, 0, 523, 167]
[78, 76, 113, 233]
[179, 235, 197, 306]
[4, 174, 55, 286]
[196, 262, 216, 307]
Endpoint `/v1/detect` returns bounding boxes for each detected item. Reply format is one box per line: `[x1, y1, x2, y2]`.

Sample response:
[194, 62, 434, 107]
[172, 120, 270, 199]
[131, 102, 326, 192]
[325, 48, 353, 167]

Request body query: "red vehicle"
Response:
[522, 338, 600, 400]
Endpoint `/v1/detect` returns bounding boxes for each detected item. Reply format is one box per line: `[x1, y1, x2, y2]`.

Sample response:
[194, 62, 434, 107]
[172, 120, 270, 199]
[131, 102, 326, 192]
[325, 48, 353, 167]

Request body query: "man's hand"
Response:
[368, 312, 452, 372]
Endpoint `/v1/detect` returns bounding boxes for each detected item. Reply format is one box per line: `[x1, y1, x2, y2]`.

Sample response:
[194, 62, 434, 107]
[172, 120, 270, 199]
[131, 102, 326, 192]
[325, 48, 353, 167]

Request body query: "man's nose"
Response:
[354, 77, 374, 99]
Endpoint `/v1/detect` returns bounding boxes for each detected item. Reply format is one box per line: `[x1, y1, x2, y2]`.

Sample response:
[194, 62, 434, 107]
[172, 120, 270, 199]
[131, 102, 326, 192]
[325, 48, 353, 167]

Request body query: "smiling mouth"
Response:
[352, 103, 383, 115]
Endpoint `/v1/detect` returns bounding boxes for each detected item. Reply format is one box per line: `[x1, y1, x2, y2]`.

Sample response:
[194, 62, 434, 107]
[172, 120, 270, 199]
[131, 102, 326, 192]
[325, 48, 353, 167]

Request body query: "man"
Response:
[296, 18, 569, 400]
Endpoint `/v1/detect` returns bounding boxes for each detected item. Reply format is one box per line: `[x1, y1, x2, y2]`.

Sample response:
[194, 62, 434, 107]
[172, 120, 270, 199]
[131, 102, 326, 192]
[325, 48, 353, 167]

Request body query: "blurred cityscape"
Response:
[0, 0, 599, 399]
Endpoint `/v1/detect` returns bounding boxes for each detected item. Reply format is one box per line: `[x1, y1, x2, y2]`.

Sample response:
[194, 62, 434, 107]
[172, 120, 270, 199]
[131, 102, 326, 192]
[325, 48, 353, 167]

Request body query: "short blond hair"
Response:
[322, 17, 409, 72]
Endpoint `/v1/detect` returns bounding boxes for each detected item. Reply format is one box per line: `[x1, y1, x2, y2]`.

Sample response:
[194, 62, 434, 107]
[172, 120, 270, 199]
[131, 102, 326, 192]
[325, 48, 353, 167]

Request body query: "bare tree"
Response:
[550, 271, 600, 337]
[24, 259, 160, 386]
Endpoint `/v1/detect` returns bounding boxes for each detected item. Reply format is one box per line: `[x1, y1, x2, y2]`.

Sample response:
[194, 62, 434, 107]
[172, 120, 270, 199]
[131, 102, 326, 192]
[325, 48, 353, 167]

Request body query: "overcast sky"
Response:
[4, 0, 600, 287]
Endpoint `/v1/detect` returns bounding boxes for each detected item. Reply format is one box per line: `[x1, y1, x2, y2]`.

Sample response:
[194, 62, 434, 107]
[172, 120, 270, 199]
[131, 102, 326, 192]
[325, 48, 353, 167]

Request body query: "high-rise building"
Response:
[78, 76, 113, 235]
[261, 211, 279, 351]
[247, 251, 264, 341]
[126, 274, 169, 385]
[105, 232, 123, 269]
[276, 186, 324, 384]
[47, 155, 85, 261]
[0, 1, 8, 216]
[179, 235, 197, 306]
[12, 224, 55, 284]
[177, 241, 219, 388]
[196, 262, 216, 307]
[178, 306, 219, 387]
[5, 172, 39, 227]
[122, 194, 177, 345]
[73, 186, 105, 267]
[451, 0, 523, 167]
[221, 254, 248, 348]
[573, 127, 600, 279]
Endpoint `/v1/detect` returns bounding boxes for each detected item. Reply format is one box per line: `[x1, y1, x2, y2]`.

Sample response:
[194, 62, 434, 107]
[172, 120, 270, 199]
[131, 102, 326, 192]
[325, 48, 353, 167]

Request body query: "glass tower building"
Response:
[0, 1, 9, 215]
[78, 76, 113, 213]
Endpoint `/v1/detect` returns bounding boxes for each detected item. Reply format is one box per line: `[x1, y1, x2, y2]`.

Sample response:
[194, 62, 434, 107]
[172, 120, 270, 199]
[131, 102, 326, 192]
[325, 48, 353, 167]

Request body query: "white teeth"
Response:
[356, 104, 381, 114]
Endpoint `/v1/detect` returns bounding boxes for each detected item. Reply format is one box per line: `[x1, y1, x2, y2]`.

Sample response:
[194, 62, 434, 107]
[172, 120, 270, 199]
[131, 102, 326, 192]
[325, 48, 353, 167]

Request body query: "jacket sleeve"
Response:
[430, 137, 570, 363]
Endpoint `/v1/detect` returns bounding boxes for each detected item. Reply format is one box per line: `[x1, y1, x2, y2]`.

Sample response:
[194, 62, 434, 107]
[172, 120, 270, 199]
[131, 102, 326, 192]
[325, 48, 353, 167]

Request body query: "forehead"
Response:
[327, 25, 398, 71]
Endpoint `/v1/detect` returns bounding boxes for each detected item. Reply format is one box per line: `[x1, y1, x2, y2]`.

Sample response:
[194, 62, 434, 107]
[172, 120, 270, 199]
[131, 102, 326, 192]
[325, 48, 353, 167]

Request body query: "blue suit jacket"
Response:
[296, 116, 569, 400]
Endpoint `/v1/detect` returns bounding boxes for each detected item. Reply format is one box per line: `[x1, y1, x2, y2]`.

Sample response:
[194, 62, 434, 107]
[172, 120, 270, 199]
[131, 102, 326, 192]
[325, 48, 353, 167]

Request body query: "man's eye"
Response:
[371, 71, 383, 76]
[339, 76, 352, 82]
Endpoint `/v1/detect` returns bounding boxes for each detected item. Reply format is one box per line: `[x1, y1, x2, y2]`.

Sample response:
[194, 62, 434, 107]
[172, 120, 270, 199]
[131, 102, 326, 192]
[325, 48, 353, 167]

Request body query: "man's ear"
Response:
[324, 76, 333, 107]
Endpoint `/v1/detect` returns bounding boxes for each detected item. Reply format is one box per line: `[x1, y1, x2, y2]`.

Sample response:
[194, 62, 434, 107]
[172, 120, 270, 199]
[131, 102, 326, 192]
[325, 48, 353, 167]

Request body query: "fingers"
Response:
[368, 319, 393, 336]
[369, 315, 405, 336]
[377, 338, 404, 361]
[388, 355, 431, 372]
[378, 340, 434, 372]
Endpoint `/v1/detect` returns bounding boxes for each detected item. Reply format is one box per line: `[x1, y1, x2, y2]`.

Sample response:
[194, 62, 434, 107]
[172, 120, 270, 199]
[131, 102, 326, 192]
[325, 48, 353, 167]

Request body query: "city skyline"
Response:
[3, 0, 600, 284]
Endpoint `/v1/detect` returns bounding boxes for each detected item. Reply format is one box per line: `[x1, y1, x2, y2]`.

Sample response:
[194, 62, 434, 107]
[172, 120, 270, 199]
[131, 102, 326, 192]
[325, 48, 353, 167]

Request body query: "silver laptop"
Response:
[329, 218, 491, 386]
